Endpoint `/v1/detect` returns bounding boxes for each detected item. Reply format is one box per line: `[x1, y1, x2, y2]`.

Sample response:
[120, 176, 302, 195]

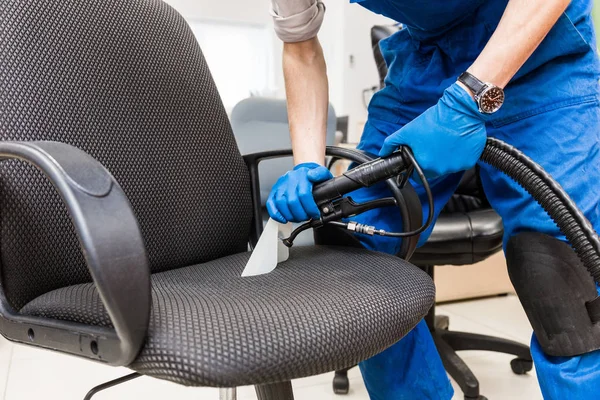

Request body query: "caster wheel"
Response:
[511, 358, 533, 375]
[332, 373, 349, 395]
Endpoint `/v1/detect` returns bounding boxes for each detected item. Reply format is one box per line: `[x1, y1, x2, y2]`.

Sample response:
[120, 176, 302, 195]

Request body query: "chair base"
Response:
[332, 369, 350, 394]
[219, 388, 237, 400]
[432, 315, 532, 400]
[423, 263, 532, 400]
[83, 373, 141, 400]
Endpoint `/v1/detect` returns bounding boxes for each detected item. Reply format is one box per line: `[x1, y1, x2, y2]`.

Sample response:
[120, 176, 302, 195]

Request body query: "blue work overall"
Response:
[349, 0, 600, 398]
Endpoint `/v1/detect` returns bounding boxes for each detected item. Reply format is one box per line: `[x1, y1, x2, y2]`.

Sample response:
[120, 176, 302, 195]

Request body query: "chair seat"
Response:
[411, 209, 504, 266]
[21, 246, 434, 388]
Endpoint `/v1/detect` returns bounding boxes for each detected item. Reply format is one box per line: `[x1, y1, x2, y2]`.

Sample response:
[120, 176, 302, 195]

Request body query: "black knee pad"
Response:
[506, 232, 600, 357]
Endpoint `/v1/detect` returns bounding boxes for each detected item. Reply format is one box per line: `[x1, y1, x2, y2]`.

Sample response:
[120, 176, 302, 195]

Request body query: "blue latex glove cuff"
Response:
[294, 162, 321, 170]
[444, 82, 491, 122]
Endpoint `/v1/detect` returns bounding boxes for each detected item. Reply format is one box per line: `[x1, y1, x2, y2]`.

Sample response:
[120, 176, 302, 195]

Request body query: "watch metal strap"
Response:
[458, 72, 486, 96]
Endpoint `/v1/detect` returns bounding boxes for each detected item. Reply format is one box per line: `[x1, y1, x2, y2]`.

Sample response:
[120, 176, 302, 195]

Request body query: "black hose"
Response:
[480, 137, 600, 285]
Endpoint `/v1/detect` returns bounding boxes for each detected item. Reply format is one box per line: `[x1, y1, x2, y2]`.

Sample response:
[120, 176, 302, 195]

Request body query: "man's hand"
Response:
[379, 83, 487, 178]
[266, 163, 333, 223]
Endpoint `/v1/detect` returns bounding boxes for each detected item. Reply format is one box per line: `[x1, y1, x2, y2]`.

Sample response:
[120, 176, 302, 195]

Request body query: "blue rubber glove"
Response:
[379, 83, 488, 178]
[267, 162, 333, 223]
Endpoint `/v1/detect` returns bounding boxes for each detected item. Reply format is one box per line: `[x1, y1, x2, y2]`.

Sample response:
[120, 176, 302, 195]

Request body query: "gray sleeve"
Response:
[270, 0, 326, 43]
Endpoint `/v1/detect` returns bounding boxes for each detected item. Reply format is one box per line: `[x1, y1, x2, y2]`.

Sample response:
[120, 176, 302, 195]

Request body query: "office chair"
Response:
[0, 2, 438, 399]
[328, 25, 532, 400]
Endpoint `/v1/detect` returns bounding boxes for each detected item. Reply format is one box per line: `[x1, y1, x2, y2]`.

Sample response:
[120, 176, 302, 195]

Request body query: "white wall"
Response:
[164, 0, 270, 24]
[164, 0, 394, 142]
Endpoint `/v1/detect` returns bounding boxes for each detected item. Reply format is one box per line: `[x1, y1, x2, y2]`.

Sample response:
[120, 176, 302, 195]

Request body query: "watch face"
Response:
[479, 86, 504, 114]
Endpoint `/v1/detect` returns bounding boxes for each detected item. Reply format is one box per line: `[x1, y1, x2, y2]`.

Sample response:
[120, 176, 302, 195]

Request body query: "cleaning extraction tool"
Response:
[282, 147, 433, 248]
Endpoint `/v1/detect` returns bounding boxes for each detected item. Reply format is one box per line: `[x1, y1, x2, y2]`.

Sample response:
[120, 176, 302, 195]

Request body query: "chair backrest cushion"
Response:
[0, 0, 253, 309]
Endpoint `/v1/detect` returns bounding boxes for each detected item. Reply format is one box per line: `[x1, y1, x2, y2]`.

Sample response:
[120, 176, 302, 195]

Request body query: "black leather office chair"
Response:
[328, 26, 532, 400]
[0, 3, 437, 399]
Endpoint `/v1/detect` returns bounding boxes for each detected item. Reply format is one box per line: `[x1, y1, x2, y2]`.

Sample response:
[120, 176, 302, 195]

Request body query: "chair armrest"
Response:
[243, 147, 374, 247]
[0, 141, 150, 367]
[243, 149, 291, 246]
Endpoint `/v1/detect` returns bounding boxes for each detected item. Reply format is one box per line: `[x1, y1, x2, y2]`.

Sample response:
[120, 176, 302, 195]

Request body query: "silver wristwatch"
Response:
[458, 72, 505, 114]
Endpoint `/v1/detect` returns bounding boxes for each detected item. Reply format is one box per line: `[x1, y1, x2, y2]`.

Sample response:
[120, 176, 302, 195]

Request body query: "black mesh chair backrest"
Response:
[0, 0, 253, 309]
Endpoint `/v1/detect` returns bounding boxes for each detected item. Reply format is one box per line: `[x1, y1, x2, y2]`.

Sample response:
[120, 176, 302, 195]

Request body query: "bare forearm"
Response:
[466, 0, 570, 89]
[283, 37, 329, 165]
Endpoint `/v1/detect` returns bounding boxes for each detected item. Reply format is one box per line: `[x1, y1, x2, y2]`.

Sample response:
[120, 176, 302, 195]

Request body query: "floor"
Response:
[0, 295, 542, 400]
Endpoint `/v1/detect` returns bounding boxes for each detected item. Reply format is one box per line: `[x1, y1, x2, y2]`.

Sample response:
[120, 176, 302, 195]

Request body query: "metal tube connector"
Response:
[347, 221, 376, 236]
